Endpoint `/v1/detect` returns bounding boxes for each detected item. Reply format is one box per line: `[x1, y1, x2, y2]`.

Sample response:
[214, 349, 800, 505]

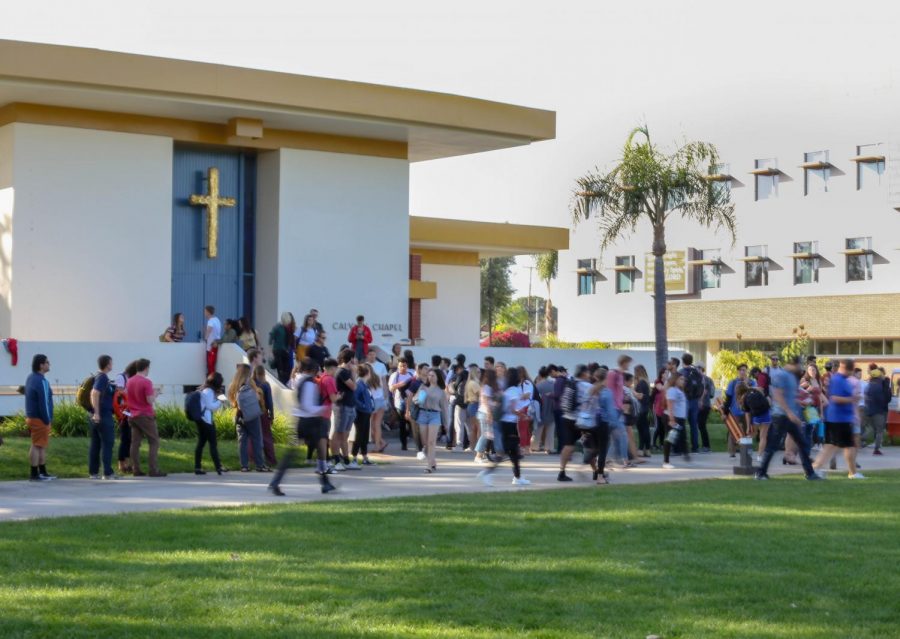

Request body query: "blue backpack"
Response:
[185, 390, 203, 422]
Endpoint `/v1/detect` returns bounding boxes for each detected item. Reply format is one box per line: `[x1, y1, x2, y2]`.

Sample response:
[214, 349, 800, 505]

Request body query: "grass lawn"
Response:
[1, 471, 899, 638]
[0, 436, 303, 481]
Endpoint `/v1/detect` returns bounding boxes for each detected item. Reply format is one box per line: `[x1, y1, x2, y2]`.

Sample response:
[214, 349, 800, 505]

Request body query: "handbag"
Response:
[666, 423, 682, 445]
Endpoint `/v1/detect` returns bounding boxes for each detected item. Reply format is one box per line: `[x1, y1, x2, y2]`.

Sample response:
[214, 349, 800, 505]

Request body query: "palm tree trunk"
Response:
[544, 280, 553, 336]
[652, 222, 669, 374]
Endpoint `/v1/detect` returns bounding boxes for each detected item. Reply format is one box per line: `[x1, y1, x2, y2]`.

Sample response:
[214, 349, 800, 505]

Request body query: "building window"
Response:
[577, 259, 596, 296]
[710, 163, 731, 200]
[754, 158, 778, 201]
[793, 241, 819, 285]
[803, 150, 830, 195]
[856, 144, 885, 190]
[846, 237, 873, 282]
[700, 248, 721, 289]
[744, 245, 768, 287]
[615, 255, 635, 293]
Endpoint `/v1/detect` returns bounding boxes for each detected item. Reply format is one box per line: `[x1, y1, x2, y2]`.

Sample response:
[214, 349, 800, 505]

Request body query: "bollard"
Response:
[733, 436, 756, 475]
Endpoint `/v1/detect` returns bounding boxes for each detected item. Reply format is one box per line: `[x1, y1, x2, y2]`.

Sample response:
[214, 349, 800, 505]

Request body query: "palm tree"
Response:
[571, 126, 736, 373]
[534, 251, 558, 336]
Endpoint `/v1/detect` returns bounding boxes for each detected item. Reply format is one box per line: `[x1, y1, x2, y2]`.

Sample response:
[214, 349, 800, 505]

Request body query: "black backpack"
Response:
[185, 390, 203, 422]
[744, 388, 770, 417]
[453, 370, 469, 408]
[683, 367, 704, 400]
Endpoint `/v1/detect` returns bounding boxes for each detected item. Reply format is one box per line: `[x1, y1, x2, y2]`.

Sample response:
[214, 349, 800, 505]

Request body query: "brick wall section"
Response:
[667, 293, 900, 340]
[409, 254, 422, 340]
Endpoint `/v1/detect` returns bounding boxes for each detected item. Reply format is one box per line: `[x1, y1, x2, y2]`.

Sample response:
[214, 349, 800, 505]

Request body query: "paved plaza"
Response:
[1, 447, 896, 521]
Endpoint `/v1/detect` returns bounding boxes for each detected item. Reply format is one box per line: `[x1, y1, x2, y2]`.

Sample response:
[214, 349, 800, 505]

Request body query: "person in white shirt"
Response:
[366, 350, 389, 452]
[194, 372, 227, 475]
[204, 305, 223, 376]
[477, 367, 530, 487]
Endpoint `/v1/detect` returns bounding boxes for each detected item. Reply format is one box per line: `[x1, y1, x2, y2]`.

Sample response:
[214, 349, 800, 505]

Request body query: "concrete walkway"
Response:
[1, 447, 897, 521]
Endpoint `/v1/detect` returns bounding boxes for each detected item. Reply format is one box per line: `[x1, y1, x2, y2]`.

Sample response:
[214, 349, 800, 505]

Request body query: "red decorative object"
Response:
[480, 331, 530, 348]
[2, 338, 17, 365]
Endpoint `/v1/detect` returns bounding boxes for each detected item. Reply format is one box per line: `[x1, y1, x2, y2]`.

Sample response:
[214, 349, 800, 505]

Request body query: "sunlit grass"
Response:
[0, 472, 898, 638]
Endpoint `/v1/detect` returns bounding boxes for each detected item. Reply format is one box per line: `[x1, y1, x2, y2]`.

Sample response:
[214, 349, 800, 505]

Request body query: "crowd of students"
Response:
[18, 307, 894, 492]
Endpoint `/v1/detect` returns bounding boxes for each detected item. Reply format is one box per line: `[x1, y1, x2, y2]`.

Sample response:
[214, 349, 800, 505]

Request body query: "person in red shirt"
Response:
[318, 358, 341, 470]
[348, 315, 373, 361]
[126, 358, 166, 477]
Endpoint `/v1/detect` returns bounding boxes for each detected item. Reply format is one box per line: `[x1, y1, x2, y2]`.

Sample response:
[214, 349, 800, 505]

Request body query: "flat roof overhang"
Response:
[410, 216, 569, 258]
[0, 40, 555, 162]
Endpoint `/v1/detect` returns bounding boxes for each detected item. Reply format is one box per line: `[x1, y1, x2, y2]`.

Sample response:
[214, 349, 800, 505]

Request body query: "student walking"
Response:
[414, 369, 449, 472]
[477, 367, 530, 487]
[332, 350, 358, 469]
[755, 356, 821, 481]
[24, 354, 56, 481]
[189, 372, 227, 475]
[269, 358, 336, 496]
[662, 372, 689, 469]
[813, 359, 865, 479]
[88, 355, 119, 479]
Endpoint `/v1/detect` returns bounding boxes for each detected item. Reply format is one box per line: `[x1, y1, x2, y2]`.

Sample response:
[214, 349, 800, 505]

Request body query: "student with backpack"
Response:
[556, 365, 591, 482]
[677, 352, 705, 454]
[739, 383, 772, 463]
[350, 364, 377, 468]
[86, 355, 119, 480]
[187, 372, 228, 475]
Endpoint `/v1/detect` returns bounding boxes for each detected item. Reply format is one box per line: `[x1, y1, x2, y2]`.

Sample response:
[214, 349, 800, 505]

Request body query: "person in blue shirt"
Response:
[755, 356, 820, 481]
[24, 353, 56, 481]
[724, 364, 756, 427]
[813, 358, 864, 479]
[88, 354, 119, 480]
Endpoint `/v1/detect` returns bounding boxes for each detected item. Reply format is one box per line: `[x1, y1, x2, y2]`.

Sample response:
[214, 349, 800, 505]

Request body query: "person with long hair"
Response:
[414, 368, 449, 473]
[163, 313, 186, 343]
[516, 366, 535, 452]
[251, 365, 278, 467]
[587, 368, 613, 484]
[633, 365, 652, 457]
[663, 372, 689, 469]
[269, 358, 336, 496]
[194, 372, 228, 475]
[403, 349, 416, 370]
[477, 367, 530, 487]
[228, 363, 269, 472]
[349, 364, 376, 467]
[296, 314, 318, 361]
[389, 343, 403, 370]
[473, 368, 500, 463]
[367, 363, 387, 454]
[800, 363, 827, 450]
[238, 317, 260, 353]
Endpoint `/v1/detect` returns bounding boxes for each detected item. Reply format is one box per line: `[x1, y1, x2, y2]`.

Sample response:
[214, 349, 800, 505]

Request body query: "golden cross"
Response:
[188, 167, 237, 259]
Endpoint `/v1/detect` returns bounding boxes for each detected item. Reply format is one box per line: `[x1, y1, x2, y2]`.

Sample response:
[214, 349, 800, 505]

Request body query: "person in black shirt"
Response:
[331, 349, 357, 469]
[89, 354, 119, 479]
[308, 331, 331, 370]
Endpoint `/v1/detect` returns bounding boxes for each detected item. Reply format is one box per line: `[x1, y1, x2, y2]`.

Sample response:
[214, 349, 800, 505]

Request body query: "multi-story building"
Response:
[558, 134, 900, 372]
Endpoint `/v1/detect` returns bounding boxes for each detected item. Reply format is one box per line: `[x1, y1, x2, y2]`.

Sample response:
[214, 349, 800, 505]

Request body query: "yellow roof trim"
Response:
[409, 280, 438, 300]
[412, 249, 480, 267]
[410, 216, 568, 256]
[0, 39, 555, 162]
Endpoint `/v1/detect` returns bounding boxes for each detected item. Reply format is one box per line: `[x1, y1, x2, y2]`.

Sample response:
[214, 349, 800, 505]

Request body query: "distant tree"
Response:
[533, 251, 558, 336]
[496, 296, 548, 334]
[571, 126, 736, 373]
[480, 257, 516, 346]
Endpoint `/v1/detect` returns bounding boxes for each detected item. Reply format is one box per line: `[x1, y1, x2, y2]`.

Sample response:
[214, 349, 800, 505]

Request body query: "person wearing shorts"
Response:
[557, 365, 592, 482]
[331, 350, 357, 471]
[24, 354, 56, 481]
[814, 358, 864, 479]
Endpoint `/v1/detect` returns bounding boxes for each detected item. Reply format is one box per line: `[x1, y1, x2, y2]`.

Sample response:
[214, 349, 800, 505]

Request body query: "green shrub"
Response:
[533, 334, 612, 350]
[0, 413, 28, 437]
[154, 404, 195, 439]
[52, 401, 91, 437]
[710, 349, 769, 389]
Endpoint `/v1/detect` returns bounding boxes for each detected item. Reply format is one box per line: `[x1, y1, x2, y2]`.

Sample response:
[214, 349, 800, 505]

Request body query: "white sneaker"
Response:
[348, 460, 360, 470]
[815, 469, 827, 479]
[476, 469, 494, 487]
[512, 477, 531, 486]
[662, 463, 675, 470]
[416, 451, 426, 461]
[333, 462, 347, 472]
[848, 472, 866, 479]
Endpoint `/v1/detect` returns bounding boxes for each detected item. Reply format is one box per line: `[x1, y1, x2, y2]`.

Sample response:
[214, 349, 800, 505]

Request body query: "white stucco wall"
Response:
[0, 125, 14, 337]
[254, 150, 280, 329]
[420, 263, 480, 346]
[558, 128, 900, 344]
[9, 124, 173, 340]
[272, 149, 409, 346]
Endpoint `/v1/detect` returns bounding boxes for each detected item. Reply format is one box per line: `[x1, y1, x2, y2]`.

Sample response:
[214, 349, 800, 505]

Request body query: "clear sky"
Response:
[3, 0, 898, 297]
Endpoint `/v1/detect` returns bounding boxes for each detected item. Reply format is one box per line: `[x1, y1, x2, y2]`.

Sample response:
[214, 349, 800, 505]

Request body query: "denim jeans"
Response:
[608, 424, 629, 462]
[474, 412, 491, 453]
[88, 413, 116, 476]
[238, 416, 265, 469]
[687, 398, 701, 453]
[759, 415, 814, 477]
